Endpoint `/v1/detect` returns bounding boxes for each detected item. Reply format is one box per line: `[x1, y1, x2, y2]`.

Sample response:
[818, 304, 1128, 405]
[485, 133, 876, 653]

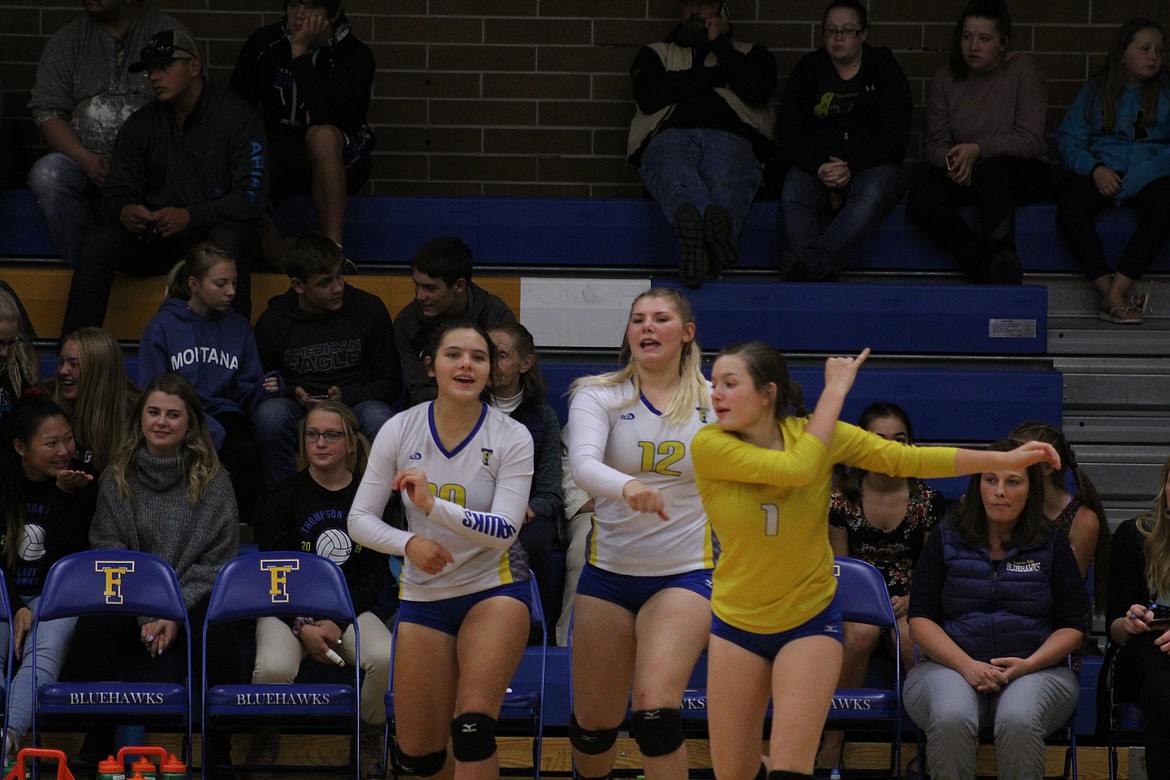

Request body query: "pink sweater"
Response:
[922, 51, 1047, 169]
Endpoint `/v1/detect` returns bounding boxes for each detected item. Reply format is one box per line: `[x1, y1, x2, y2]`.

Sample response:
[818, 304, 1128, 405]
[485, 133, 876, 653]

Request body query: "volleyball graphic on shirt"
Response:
[316, 527, 353, 566]
[18, 524, 47, 562]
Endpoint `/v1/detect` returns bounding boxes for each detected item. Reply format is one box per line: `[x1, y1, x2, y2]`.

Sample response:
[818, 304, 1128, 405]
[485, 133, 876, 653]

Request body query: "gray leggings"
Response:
[903, 659, 1079, 780]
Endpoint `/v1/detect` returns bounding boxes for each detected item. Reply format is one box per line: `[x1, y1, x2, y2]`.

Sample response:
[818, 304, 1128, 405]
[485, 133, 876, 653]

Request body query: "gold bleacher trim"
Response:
[1, 268, 522, 342]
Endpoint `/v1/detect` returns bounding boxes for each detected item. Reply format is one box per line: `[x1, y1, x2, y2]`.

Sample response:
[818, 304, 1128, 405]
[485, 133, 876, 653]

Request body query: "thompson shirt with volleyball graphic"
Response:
[2, 475, 95, 601]
[348, 402, 534, 602]
[567, 381, 715, 577]
[256, 469, 390, 619]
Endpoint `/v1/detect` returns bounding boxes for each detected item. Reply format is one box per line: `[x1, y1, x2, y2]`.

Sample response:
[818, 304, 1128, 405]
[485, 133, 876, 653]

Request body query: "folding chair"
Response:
[30, 551, 192, 758]
[826, 556, 905, 779]
[1101, 641, 1142, 780]
[201, 551, 360, 778]
[0, 569, 12, 746]
[384, 577, 547, 780]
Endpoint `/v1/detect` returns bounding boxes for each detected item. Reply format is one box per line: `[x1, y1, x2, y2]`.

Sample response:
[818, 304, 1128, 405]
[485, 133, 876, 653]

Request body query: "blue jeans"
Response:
[252, 397, 394, 490]
[639, 128, 763, 236]
[0, 595, 78, 742]
[27, 152, 103, 267]
[780, 164, 907, 279]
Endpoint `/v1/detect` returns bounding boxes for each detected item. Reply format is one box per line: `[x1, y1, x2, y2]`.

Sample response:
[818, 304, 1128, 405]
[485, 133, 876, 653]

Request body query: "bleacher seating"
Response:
[6, 188, 1160, 273]
[653, 279, 1048, 354]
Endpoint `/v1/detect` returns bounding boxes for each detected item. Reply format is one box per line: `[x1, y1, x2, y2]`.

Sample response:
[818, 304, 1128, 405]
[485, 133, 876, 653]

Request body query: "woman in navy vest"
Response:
[903, 439, 1086, 780]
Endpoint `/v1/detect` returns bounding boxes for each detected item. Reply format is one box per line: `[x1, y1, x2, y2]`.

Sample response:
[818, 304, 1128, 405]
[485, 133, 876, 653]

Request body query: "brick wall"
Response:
[1, 0, 1167, 197]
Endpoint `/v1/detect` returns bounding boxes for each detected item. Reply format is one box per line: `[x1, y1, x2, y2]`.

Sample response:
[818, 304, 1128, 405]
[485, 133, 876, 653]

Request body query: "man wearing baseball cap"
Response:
[61, 28, 269, 336]
[28, 0, 189, 268]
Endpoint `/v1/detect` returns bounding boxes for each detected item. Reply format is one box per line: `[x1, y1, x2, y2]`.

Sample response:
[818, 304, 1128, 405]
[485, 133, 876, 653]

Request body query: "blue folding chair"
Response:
[30, 551, 192, 757]
[0, 569, 13, 746]
[826, 556, 905, 779]
[384, 577, 547, 780]
[1101, 641, 1141, 780]
[201, 551, 360, 778]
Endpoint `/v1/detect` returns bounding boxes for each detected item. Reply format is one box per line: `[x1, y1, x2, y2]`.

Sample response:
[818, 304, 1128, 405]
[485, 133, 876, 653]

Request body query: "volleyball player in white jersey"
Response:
[348, 321, 535, 780]
[566, 288, 713, 780]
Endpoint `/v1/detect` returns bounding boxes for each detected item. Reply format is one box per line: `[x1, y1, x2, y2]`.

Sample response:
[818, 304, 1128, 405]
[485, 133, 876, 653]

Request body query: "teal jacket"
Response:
[1057, 75, 1170, 204]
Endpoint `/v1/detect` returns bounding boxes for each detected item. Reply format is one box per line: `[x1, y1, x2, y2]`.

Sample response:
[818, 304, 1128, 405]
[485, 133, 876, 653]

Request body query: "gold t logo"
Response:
[260, 559, 301, 603]
[95, 560, 136, 604]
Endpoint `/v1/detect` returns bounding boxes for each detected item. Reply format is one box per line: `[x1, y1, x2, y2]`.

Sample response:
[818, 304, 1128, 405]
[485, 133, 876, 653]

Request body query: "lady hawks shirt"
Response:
[348, 402, 534, 602]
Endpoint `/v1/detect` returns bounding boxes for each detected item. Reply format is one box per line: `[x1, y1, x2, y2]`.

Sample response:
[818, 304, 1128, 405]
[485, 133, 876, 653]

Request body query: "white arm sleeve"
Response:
[567, 387, 634, 500]
[348, 421, 415, 557]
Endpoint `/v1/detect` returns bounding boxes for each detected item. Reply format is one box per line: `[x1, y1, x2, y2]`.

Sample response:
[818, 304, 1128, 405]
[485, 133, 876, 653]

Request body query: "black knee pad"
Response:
[393, 745, 447, 777]
[450, 712, 497, 763]
[569, 712, 620, 755]
[630, 708, 684, 757]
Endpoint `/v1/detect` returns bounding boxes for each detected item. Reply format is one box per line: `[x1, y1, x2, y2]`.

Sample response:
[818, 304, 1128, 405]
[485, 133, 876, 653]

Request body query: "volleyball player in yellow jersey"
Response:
[691, 340, 1060, 780]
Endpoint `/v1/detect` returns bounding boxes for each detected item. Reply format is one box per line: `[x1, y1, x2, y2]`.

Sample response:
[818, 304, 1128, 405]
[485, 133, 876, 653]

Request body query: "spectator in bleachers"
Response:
[907, 0, 1049, 285]
[819, 401, 944, 770]
[253, 232, 400, 491]
[904, 440, 1085, 780]
[27, 0, 188, 267]
[229, 0, 375, 266]
[1055, 18, 1170, 325]
[0, 392, 96, 764]
[394, 236, 515, 407]
[1010, 421, 1109, 608]
[138, 243, 275, 522]
[628, 0, 777, 287]
[348, 321, 535, 780]
[48, 327, 138, 474]
[1106, 453, 1170, 778]
[776, 0, 912, 282]
[556, 428, 594, 647]
[0, 283, 38, 426]
[248, 400, 391, 777]
[79, 372, 239, 769]
[566, 288, 711, 780]
[60, 29, 268, 337]
[489, 322, 564, 637]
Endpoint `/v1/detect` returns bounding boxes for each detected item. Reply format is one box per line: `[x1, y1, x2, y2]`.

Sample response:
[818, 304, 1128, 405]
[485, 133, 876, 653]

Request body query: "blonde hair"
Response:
[52, 328, 138, 472]
[569, 288, 708, 426]
[1138, 454, 1170, 600]
[296, 401, 371, 477]
[0, 286, 37, 397]
[108, 374, 221, 504]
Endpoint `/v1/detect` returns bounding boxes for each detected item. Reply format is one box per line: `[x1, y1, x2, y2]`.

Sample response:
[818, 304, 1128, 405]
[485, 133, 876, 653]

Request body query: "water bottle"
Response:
[160, 753, 187, 780]
[130, 756, 157, 780]
[97, 755, 127, 780]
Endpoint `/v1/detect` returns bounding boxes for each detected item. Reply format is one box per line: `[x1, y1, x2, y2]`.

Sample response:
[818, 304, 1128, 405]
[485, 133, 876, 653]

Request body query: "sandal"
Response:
[1098, 305, 1143, 324]
[1129, 293, 1150, 314]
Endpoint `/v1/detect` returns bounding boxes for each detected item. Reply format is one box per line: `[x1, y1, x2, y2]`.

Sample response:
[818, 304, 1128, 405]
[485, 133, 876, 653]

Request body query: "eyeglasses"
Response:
[0, 335, 23, 349]
[823, 27, 864, 38]
[305, 430, 345, 444]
